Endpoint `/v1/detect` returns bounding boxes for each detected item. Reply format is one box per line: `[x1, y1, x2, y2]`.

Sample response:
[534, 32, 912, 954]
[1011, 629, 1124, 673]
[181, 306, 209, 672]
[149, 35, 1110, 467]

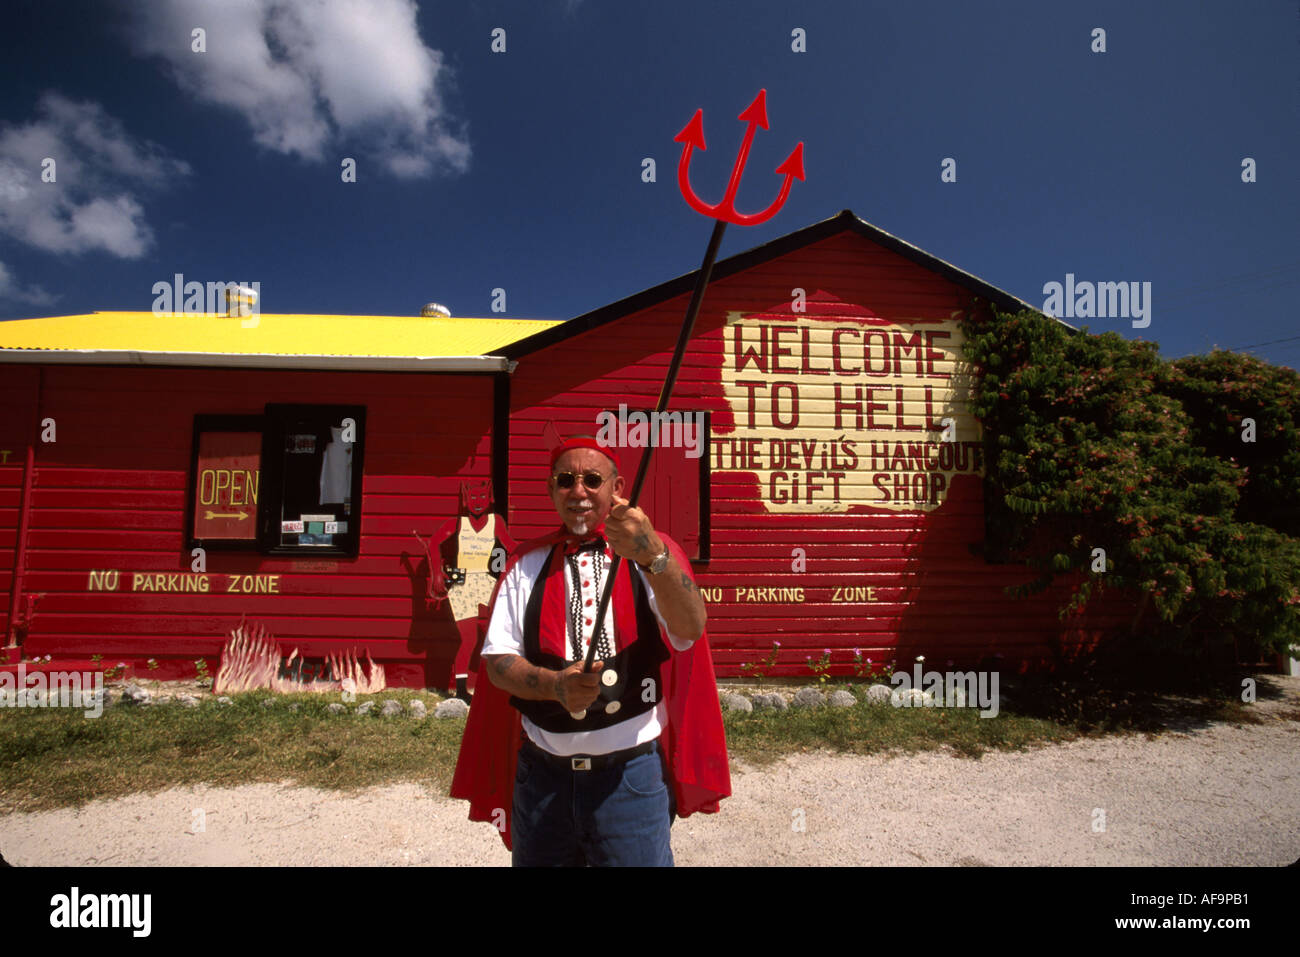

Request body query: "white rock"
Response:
[435, 698, 469, 719]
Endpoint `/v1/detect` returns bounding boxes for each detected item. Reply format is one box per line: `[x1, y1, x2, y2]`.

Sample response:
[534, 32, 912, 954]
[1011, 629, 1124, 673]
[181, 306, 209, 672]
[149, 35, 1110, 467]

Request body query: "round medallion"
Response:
[601, 668, 619, 687]
[569, 709, 587, 720]
[605, 700, 621, 714]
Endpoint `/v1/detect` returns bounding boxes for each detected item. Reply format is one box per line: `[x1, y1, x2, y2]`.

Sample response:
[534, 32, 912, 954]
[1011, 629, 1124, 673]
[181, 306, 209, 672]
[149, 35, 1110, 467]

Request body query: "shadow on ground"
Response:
[1001, 662, 1292, 735]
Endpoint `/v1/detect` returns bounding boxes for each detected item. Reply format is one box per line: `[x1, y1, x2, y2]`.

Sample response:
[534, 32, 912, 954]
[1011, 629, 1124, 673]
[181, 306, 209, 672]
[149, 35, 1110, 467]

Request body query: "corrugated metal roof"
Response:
[0, 311, 563, 370]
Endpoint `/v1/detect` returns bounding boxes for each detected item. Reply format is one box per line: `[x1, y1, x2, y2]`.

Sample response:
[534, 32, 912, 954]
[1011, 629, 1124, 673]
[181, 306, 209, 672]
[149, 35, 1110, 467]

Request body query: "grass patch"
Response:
[724, 699, 1067, 765]
[0, 689, 464, 814]
[724, 671, 1277, 767]
[0, 673, 1288, 813]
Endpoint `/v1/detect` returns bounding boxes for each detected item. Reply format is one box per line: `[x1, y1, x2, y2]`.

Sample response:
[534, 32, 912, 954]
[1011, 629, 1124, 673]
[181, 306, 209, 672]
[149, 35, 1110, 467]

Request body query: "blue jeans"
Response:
[511, 741, 674, 867]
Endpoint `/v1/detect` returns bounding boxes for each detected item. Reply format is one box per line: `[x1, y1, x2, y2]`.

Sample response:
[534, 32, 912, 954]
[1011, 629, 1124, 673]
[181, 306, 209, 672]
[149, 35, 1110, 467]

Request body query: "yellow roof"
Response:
[0, 311, 562, 371]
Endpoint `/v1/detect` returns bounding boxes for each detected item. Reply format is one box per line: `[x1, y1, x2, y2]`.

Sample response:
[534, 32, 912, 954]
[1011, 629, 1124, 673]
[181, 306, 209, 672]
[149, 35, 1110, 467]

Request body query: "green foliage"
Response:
[739, 641, 781, 688]
[103, 662, 127, 682]
[1168, 350, 1300, 536]
[806, 649, 832, 685]
[851, 649, 891, 681]
[962, 307, 1300, 664]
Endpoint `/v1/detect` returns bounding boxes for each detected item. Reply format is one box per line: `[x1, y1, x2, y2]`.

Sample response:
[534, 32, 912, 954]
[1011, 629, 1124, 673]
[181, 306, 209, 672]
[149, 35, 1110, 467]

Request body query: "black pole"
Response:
[582, 219, 727, 674]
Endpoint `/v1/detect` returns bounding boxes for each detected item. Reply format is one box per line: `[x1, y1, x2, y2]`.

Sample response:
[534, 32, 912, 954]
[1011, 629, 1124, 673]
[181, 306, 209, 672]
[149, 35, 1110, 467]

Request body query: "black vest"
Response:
[510, 545, 671, 733]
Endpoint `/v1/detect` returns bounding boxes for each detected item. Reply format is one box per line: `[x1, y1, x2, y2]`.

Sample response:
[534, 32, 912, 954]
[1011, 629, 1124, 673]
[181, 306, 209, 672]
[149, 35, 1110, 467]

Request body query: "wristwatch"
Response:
[639, 548, 670, 575]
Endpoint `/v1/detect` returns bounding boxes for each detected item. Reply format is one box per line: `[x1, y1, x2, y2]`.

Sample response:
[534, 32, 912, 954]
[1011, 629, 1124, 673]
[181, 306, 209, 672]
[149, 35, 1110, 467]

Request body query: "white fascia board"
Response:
[0, 350, 511, 372]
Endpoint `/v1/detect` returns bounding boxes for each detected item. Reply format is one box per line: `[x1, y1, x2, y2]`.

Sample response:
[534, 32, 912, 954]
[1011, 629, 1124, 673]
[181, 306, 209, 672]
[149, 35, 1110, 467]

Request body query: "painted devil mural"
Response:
[415, 479, 515, 700]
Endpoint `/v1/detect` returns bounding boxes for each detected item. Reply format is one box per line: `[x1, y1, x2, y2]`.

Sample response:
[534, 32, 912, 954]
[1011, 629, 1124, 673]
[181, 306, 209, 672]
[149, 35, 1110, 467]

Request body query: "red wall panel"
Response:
[508, 231, 1137, 677]
[5, 365, 495, 687]
[0, 366, 40, 649]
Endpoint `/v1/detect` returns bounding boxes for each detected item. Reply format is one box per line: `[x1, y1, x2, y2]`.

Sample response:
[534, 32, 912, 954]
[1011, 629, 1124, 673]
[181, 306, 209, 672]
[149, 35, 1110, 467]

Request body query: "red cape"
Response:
[449, 527, 730, 850]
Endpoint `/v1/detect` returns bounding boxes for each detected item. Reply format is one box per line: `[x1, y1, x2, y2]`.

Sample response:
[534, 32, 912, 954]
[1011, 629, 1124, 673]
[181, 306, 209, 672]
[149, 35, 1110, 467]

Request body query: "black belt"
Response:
[521, 737, 656, 772]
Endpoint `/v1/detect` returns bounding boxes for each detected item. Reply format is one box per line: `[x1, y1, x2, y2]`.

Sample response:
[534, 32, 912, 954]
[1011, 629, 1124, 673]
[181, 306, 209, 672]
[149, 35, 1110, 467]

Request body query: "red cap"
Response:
[548, 435, 621, 472]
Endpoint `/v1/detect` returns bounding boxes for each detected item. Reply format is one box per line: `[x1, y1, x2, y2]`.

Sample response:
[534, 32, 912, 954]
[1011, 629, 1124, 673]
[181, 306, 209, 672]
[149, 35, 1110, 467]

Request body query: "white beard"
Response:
[571, 515, 589, 535]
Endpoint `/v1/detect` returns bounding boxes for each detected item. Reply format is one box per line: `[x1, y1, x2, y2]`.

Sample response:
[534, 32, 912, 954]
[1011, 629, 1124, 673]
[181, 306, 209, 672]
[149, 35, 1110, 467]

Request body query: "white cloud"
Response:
[0, 261, 57, 307]
[130, 0, 471, 178]
[0, 93, 190, 258]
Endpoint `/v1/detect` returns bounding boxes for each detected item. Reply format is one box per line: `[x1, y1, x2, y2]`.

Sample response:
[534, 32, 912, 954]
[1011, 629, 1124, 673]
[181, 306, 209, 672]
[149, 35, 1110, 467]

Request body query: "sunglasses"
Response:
[552, 470, 608, 491]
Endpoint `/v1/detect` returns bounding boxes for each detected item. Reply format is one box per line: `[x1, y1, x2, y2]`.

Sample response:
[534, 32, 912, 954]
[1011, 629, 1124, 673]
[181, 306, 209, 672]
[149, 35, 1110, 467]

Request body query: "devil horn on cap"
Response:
[548, 434, 621, 472]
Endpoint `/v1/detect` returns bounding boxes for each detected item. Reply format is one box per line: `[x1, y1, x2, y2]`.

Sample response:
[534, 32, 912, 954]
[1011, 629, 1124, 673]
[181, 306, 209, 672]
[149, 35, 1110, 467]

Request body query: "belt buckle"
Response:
[570, 757, 592, 771]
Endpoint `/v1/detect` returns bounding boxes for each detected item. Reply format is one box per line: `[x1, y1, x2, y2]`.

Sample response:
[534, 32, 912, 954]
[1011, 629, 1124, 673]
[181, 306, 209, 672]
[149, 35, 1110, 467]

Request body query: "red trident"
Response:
[674, 89, 805, 226]
[572, 88, 805, 716]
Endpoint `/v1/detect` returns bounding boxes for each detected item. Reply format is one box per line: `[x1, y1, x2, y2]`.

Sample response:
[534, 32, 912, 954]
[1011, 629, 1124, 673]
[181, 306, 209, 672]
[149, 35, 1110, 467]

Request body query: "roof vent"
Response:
[421, 302, 451, 318]
[225, 285, 259, 317]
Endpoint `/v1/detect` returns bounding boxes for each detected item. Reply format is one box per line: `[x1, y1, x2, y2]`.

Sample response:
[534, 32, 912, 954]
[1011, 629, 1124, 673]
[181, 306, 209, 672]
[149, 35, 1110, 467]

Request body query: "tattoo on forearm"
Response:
[633, 532, 652, 554]
[680, 572, 695, 592]
[553, 671, 568, 708]
[494, 654, 543, 693]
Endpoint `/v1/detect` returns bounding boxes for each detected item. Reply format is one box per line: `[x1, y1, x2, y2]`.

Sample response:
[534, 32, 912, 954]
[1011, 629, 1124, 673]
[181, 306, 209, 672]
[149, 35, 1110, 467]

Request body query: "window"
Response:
[188, 405, 366, 557]
[258, 404, 367, 557]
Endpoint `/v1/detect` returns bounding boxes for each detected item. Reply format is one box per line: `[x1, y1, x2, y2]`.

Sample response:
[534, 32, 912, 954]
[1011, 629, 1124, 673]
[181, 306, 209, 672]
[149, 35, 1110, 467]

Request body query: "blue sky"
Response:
[1, 0, 1297, 366]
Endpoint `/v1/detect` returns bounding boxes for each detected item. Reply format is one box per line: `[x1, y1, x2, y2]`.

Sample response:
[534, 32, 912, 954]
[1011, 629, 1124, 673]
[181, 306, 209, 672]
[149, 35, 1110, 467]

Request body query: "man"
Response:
[450, 434, 729, 866]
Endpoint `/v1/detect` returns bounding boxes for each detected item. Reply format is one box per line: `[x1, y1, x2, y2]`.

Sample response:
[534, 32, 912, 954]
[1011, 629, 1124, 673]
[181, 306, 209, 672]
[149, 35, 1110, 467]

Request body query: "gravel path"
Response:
[3, 678, 1297, 866]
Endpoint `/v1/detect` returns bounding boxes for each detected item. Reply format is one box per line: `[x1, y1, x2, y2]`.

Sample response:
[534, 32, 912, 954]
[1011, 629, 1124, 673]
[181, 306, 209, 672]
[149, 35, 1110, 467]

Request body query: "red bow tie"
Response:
[563, 531, 607, 555]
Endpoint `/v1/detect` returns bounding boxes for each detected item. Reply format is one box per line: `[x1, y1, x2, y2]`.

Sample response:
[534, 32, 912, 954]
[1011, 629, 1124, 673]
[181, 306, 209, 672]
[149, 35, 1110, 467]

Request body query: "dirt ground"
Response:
[2, 677, 1297, 866]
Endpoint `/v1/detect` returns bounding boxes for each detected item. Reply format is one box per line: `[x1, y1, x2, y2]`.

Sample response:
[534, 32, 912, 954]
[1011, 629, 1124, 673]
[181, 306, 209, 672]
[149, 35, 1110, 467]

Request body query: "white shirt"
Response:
[480, 541, 694, 756]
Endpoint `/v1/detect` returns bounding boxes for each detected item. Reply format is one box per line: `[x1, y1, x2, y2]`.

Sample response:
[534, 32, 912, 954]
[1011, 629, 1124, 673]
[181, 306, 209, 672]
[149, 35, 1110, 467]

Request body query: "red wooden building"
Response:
[0, 211, 1133, 688]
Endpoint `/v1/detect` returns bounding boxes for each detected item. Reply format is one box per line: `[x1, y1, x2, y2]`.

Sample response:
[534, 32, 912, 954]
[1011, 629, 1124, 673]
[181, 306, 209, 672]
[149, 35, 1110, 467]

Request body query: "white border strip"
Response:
[0, 349, 510, 372]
